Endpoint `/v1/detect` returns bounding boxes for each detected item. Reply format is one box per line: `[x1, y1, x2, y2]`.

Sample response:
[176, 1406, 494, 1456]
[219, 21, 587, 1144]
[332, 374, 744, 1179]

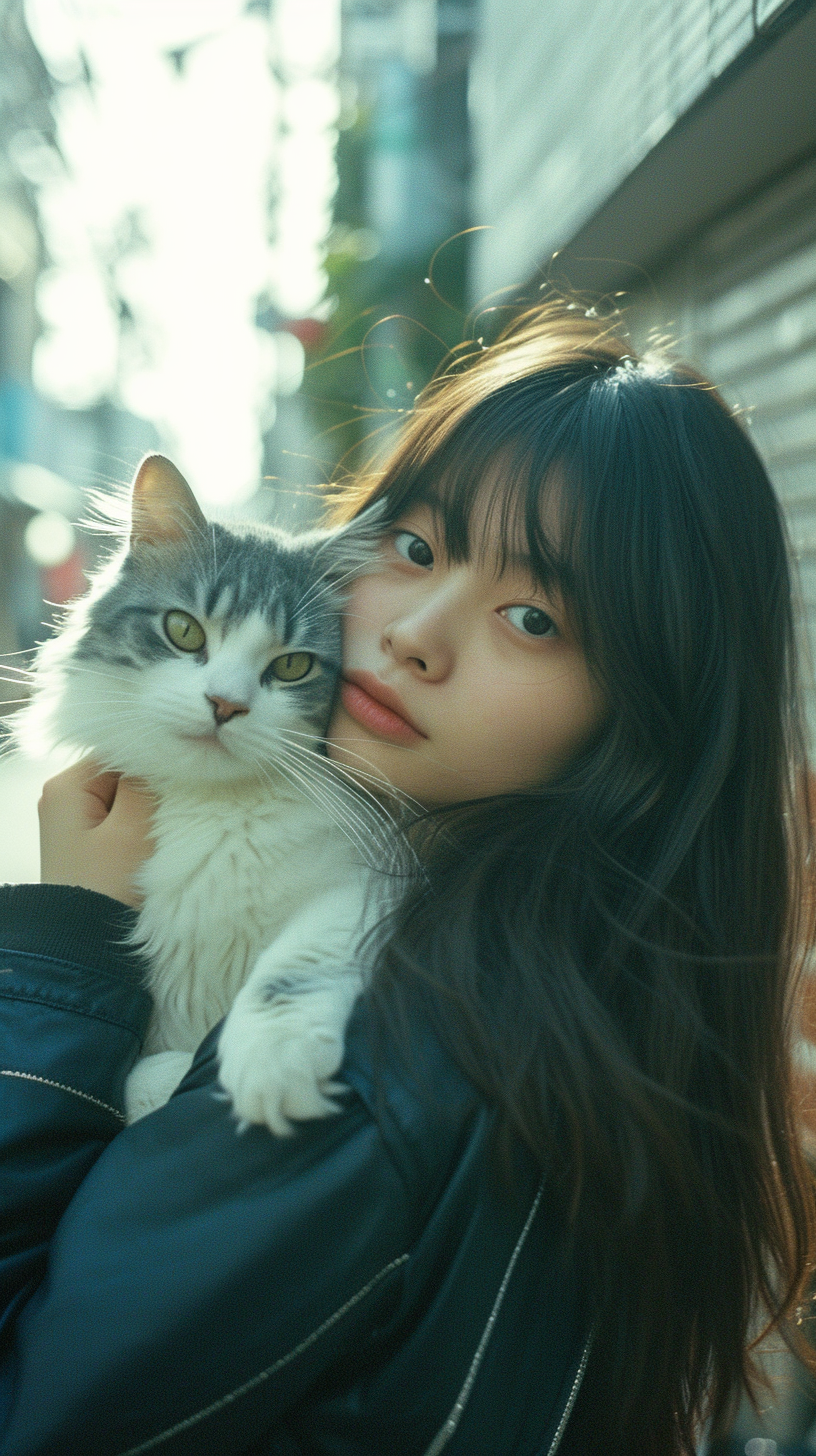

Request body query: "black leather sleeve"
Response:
[0, 885, 414, 1456]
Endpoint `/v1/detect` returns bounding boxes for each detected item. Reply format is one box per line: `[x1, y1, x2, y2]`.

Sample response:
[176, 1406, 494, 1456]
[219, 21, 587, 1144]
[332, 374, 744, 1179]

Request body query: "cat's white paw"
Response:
[217, 996, 348, 1136]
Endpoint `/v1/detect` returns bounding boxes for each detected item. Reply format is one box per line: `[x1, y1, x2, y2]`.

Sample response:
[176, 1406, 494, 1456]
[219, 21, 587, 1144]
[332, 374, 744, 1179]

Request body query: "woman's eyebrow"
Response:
[498, 552, 565, 600]
[500, 548, 536, 571]
[486, 549, 553, 593]
[487, 538, 546, 575]
[408, 486, 445, 513]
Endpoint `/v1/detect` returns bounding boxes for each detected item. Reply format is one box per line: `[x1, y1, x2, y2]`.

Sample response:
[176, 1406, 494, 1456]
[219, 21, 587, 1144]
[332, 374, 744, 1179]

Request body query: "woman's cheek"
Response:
[340, 580, 369, 659]
[479, 668, 601, 790]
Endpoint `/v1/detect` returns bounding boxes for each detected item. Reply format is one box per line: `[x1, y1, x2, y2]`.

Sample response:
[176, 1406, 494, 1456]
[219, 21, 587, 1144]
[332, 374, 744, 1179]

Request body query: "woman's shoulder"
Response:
[176, 977, 491, 1215]
[340, 987, 491, 1192]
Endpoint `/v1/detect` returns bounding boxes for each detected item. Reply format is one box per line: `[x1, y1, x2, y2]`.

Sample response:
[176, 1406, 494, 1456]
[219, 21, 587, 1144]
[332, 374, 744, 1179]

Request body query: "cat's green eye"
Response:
[164, 610, 206, 653]
[269, 652, 315, 683]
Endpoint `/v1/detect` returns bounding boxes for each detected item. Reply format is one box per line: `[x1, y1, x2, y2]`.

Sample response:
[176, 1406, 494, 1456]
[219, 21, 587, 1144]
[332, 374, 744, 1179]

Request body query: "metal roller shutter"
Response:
[635, 153, 816, 736]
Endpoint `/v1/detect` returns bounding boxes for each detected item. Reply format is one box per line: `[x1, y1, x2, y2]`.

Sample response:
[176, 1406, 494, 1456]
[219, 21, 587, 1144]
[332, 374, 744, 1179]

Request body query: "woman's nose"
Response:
[382, 598, 456, 680]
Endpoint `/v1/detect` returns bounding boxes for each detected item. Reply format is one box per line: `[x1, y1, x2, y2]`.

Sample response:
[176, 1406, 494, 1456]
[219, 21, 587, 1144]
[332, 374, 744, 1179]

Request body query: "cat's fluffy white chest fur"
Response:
[135, 782, 364, 1055]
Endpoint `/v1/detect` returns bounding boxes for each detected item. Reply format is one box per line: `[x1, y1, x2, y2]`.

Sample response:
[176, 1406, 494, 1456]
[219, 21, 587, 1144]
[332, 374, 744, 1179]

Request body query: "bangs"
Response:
[376, 388, 585, 604]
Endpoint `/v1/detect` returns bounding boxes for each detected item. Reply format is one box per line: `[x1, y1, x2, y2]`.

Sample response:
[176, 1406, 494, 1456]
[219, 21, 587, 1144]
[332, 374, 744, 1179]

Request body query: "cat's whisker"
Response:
[293, 559, 375, 618]
[270, 737, 416, 871]
[67, 664, 140, 684]
[48, 720, 169, 763]
[18, 683, 139, 701]
[256, 747, 384, 867]
[276, 734, 409, 834]
[243, 747, 376, 866]
[0, 668, 36, 686]
[244, 745, 393, 867]
[270, 754, 379, 861]
[279, 727, 412, 788]
[290, 560, 344, 615]
[274, 757, 410, 854]
[272, 742, 427, 882]
[283, 775, 419, 883]
[296, 573, 368, 621]
[51, 663, 139, 687]
[277, 728, 424, 817]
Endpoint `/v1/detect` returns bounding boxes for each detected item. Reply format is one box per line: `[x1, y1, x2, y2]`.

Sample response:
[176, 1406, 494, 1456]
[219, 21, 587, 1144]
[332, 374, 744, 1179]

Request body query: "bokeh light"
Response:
[20, 0, 341, 506]
[24, 510, 76, 568]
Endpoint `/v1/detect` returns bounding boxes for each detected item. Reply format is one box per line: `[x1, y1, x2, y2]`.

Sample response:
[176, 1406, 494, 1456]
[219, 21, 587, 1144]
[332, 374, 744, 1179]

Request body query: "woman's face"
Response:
[326, 492, 606, 807]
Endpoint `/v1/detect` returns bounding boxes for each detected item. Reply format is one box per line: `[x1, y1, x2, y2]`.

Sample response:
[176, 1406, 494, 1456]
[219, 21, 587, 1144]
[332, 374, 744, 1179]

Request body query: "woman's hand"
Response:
[39, 760, 155, 908]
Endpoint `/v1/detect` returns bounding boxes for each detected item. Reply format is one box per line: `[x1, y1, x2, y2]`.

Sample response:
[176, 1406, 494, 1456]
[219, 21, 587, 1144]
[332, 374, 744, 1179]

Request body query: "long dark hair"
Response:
[333, 303, 816, 1453]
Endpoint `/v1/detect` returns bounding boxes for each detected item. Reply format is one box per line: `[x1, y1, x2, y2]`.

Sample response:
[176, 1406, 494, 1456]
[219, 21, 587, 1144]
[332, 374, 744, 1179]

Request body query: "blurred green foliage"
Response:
[301, 106, 471, 483]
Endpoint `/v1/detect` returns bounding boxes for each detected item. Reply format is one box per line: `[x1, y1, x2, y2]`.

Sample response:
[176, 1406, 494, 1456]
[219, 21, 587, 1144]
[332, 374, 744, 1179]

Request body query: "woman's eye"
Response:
[164, 610, 206, 652]
[502, 605, 557, 638]
[267, 652, 315, 683]
[393, 530, 434, 568]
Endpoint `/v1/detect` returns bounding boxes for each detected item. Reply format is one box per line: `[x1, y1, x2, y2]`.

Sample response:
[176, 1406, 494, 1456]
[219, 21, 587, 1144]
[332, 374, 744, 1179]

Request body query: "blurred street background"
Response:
[1, 3, 816, 1441]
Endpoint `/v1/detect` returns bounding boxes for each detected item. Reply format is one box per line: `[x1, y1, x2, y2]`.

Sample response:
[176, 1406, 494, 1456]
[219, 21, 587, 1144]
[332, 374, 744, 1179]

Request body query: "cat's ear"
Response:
[129, 454, 207, 548]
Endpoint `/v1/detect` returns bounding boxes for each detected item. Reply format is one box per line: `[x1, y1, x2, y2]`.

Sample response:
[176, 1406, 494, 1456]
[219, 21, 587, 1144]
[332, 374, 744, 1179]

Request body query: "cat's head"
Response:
[20, 454, 379, 790]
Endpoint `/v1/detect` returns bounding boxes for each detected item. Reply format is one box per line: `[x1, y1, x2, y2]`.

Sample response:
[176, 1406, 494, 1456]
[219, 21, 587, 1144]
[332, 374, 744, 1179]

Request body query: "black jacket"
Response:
[0, 884, 590, 1456]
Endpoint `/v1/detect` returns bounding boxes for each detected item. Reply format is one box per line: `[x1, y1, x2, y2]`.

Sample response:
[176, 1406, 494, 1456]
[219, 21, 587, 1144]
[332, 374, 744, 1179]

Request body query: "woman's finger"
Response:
[39, 758, 109, 828]
[103, 776, 155, 829]
[38, 760, 156, 908]
[83, 770, 122, 820]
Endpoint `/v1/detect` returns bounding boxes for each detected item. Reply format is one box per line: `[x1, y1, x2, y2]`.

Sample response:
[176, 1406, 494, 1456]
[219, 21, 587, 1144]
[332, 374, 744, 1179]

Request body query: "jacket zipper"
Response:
[421, 1178, 590, 1456]
[544, 1328, 595, 1456]
[117, 1253, 410, 1455]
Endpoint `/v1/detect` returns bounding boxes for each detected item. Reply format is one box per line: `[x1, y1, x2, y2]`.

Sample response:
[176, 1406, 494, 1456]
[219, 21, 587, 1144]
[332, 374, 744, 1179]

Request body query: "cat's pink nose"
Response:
[206, 694, 249, 725]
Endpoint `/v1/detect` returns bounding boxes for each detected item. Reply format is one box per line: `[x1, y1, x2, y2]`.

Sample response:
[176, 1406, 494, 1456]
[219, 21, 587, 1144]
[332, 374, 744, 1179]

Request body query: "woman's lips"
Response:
[340, 673, 425, 745]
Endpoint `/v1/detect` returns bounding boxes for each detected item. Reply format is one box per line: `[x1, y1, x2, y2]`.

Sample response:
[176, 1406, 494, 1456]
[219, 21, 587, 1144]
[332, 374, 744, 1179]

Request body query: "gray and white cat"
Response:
[17, 454, 401, 1131]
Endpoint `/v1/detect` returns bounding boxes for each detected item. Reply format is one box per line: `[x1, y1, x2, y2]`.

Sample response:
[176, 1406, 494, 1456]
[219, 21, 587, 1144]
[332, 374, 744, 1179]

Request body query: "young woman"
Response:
[0, 304, 813, 1456]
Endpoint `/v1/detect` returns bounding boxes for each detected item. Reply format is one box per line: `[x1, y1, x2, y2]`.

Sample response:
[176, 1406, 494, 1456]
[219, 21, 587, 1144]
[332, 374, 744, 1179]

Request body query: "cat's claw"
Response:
[217, 1008, 347, 1136]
